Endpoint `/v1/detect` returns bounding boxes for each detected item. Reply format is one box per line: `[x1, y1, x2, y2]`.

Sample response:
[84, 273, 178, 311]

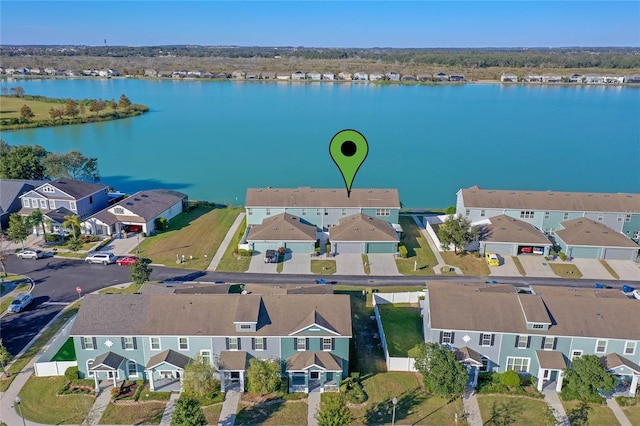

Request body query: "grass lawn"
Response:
[311, 259, 336, 274]
[202, 403, 223, 425]
[476, 395, 554, 425]
[377, 303, 423, 357]
[441, 251, 490, 276]
[215, 217, 251, 272]
[349, 372, 465, 425]
[51, 337, 76, 361]
[622, 405, 640, 425]
[395, 216, 437, 275]
[98, 401, 166, 424]
[362, 254, 371, 274]
[561, 400, 619, 425]
[0, 303, 80, 392]
[99, 281, 144, 294]
[549, 262, 583, 279]
[600, 260, 620, 279]
[54, 251, 88, 259]
[511, 256, 527, 276]
[137, 206, 242, 270]
[17, 375, 94, 424]
[0, 280, 30, 313]
[235, 399, 308, 425]
[0, 95, 113, 121]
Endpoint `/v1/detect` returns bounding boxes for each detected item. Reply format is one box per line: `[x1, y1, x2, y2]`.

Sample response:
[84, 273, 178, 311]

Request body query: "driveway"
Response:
[247, 252, 278, 273]
[490, 255, 522, 277]
[282, 253, 311, 274]
[518, 255, 557, 278]
[605, 260, 640, 281]
[99, 233, 145, 256]
[367, 254, 401, 276]
[335, 254, 365, 275]
[572, 258, 615, 280]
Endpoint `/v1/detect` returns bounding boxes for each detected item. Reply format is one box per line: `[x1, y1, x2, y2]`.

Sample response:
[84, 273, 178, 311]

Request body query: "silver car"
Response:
[8, 293, 33, 313]
[16, 249, 44, 260]
[85, 252, 117, 265]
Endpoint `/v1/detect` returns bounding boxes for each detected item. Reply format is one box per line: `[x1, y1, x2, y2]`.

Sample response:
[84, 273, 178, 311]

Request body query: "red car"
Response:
[116, 256, 138, 266]
[520, 247, 533, 253]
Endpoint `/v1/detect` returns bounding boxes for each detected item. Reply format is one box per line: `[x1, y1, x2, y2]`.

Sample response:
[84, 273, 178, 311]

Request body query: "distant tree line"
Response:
[2, 45, 640, 69]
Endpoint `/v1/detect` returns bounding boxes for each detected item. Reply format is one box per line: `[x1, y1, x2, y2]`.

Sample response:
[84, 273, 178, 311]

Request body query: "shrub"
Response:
[45, 234, 60, 243]
[278, 246, 286, 255]
[280, 376, 289, 393]
[238, 249, 253, 257]
[558, 252, 568, 261]
[341, 377, 367, 404]
[155, 217, 168, 231]
[64, 366, 79, 382]
[500, 370, 521, 388]
[398, 245, 408, 258]
[133, 379, 145, 401]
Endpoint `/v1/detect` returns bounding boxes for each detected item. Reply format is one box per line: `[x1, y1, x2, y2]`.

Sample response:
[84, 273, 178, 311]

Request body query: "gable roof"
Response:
[459, 186, 640, 213]
[44, 207, 76, 224]
[112, 190, 187, 221]
[219, 351, 249, 371]
[482, 215, 552, 245]
[246, 187, 400, 208]
[555, 218, 639, 248]
[70, 293, 352, 337]
[535, 350, 567, 370]
[455, 346, 484, 366]
[91, 351, 125, 370]
[426, 281, 640, 340]
[330, 213, 400, 243]
[36, 178, 108, 200]
[286, 351, 342, 371]
[603, 353, 640, 374]
[247, 214, 316, 242]
[0, 179, 46, 215]
[146, 349, 192, 369]
[290, 310, 339, 335]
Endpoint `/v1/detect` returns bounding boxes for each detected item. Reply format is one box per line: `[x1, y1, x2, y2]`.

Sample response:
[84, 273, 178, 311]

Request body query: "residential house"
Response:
[584, 75, 605, 84]
[417, 74, 431, 82]
[337, 72, 352, 81]
[541, 74, 562, 83]
[433, 72, 449, 82]
[19, 179, 110, 235]
[456, 186, 640, 249]
[201, 72, 214, 79]
[422, 281, 640, 395]
[186, 71, 202, 79]
[291, 71, 306, 80]
[158, 70, 173, 78]
[307, 71, 322, 81]
[276, 73, 291, 80]
[30, 67, 43, 75]
[329, 213, 399, 254]
[232, 70, 246, 80]
[400, 75, 417, 82]
[525, 75, 543, 82]
[245, 72, 260, 80]
[603, 75, 625, 84]
[369, 72, 384, 81]
[261, 72, 276, 80]
[246, 213, 317, 254]
[322, 73, 335, 81]
[568, 74, 582, 83]
[144, 69, 158, 77]
[554, 218, 640, 261]
[478, 214, 553, 257]
[385, 72, 400, 81]
[213, 72, 230, 79]
[0, 179, 46, 230]
[449, 74, 465, 82]
[70, 293, 352, 393]
[353, 72, 369, 81]
[625, 75, 640, 84]
[500, 73, 518, 82]
[84, 189, 187, 236]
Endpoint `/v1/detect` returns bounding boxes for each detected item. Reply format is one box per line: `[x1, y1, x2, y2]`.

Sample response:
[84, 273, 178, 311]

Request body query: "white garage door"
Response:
[335, 242, 364, 254]
[603, 248, 637, 261]
[484, 243, 514, 256]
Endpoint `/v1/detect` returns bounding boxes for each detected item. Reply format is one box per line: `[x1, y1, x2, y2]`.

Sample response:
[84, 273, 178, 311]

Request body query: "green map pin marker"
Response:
[329, 129, 369, 197]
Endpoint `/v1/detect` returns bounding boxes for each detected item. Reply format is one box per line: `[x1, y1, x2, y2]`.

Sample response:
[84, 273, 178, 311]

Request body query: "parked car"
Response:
[520, 247, 533, 253]
[264, 250, 278, 263]
[16, 248, 44, 260]
[8, 293, 33, 313]
[85, 252, 117, 265]
[485, 252, 500, 266]
[116, 256, 138, 266]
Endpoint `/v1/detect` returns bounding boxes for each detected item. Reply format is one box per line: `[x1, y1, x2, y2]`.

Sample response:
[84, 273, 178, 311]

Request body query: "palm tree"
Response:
[28, 209, 48, 241]
[62, 214, 82, 240]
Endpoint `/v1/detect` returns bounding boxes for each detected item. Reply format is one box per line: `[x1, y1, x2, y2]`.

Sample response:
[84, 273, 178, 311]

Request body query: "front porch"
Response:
[603, 353, 640, 397]
[535, 350, 567, 393]
[219, 351, 248, 393]
[286, 352, 343, 393]
[145, 349, 192, 392]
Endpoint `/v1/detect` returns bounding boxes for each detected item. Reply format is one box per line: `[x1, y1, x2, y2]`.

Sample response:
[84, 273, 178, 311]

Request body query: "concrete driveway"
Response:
[335, 254, 365, 275]
[282, 253, 311, 274]
[247, 252, 278, 273]
[99, 233, 145, 256]
[605, 260, 640, 281]
[490, 255, 522, 277]
[518, 255, 557, 278]
[572, 258, 615, 280]
[367, 254, 401, 276]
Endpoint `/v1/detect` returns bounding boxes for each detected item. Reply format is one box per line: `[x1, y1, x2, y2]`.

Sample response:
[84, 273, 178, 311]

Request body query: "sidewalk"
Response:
[218, 388, 241, 426]
[307, 390, 321, 426]
[462, 388, 483, 426]
[606, 396, 633, 426]
[542, 391, 569, 425]
[410, 215, 462, 276]
[159, 392, 180, 425]
[207, 212, 245, 271]
[85, 382, 114, 425]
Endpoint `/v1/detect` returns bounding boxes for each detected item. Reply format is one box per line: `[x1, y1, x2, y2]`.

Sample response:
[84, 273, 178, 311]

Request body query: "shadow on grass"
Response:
[235, 400, 287, 425]
[483, 398, 524, 426]
[364, 391, 428, 425]
[152, 205, 215, 234]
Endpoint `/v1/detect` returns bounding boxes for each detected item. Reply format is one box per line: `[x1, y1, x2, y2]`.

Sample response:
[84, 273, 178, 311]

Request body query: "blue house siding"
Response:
[622, 215, 640, 243]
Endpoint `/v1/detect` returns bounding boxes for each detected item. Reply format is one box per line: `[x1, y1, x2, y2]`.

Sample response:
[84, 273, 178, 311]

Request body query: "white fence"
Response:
[372, 291, 424, 305]
[34, 315, 78, 377]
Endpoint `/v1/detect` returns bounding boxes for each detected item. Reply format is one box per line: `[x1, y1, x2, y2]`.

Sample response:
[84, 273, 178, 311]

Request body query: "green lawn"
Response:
[17, 375, 94, 424]
[98, 401, 166, 424]
[395, 216, 437, 275]
[377, 303, 423, 357]
[362, 254, 371, 274]
[215, 217, 251, 272]
[99, 281, 144, 294]
[476, 395, 555, 425]
[202, 403, 223, 425]
[51, 337, 76, 361]
[622, 405, 640, 425]
[511, 256, 527, 276]
[0, 95, 114, 121]
[562, 400, 619, 425]
[549, 262, 583, 279]
[311, 259, 336, 274]
[235, 399, 308, 425]
[137, 206, 242, 270]
[441, 251, 490, 276]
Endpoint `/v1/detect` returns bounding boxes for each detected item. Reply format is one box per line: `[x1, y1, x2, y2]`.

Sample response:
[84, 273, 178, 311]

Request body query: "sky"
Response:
[1, 1, 638, 48]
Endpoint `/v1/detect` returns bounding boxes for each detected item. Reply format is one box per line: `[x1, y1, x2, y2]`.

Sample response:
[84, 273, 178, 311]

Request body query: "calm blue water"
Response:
[1, 79, 639, 208]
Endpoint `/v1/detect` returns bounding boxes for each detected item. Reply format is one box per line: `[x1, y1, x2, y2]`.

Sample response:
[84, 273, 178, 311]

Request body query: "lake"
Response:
[1, 79, 639, 208]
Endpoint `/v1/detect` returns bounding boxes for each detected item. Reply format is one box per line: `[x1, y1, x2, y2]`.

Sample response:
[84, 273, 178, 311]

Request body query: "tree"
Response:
[64, 98, 79, 117]
[20, 104, 35, 122]
[130, 258, 153, 285]
[62, 214, 82, 239]
[437, 214, 479, 254]
[182, 355, 218, 399]
[413, 342, 468, 397]
[315, 393, 352, 426]
[0, 143, 47, 179]
[0, 339, 12, 377]
[563, 355, 616, 401]
[89, 99, 106, 115]
[10, 86, 25, 97]
[170, 395, 206, 426]
[43, 150, 100, 182]
[8, 213, 30, 249]
[67, 238, 83, 252]
[49, 107, 65, 120]
[246, 358, 281, 395]
[118, 94, 132, 110]
[28, 209, 48, 241]
[110, 98, 118, 113]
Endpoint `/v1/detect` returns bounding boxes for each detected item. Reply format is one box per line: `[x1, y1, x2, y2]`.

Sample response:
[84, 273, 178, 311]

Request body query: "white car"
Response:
[16, 249, 44, 260]
[85, 252, 117, 265]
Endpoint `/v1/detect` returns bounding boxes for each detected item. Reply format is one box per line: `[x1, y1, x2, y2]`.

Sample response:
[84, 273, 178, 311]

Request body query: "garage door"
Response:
[484, 243, 514, 256]
[335, 242, 364, 254]
[602, 248, 637, 261]
[366, 243, 397, 254]
[252, 242, 280, 253]
[285, 242, 314, 253]
[568, 246, 600, 259]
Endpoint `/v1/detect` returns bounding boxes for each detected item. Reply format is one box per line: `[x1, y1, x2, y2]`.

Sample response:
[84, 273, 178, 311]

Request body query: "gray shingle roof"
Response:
[330, 213, 399, 243]
[482, 215, 552, 245]
[555, 218, 639, 248]
[219, 351, 249, 371]
[0, 179, 46, 215]
[92, 351, 125, 370]
[247, 214, 317, 242]
[286, 351, 342, 371]
[112, 190, 187, 222]
[146, 349, 192, 369]
[535, 351, 567, 370]
[45, 178, 108, 200]
[246, 187, 400, 208]
[603, 353, 640, 374]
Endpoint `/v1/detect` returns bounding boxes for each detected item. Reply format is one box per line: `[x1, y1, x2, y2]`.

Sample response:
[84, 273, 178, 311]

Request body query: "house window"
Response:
[543, 337, 555, 350]
[481, 357, 489, 372]
[89, 196, 93, 204]
[634, 231, 640, 240]
[506, 357, 530, 373]
[70, 201, 76, 211]
[228, 337, 239, 350]
[302, 209, 307, 216]
[341, 208, 347, 216]
[480, 210, 486, 217]
[247, 208, 253, 215]
[595, 340, 607, 353]
[127, 360, 138, 377]
[49, 200, 56, 209]
[465, 209, 470, 217]
[376, 208, 390, 216]
[618, 214, 624, 222]
[122, 337, 135, 350]
[324, 209, 328, 215]
[200, 350, 212, 366]
[544, 211, 550, 219]
[532, 324, 545, 329]
[481, 333, 492, 346]
[516, 335, 529, 349]
[240, 324, 251, 330]
[571, 350, 583, 360]
[83, 337, 95, 350]
[254, 338, 265, 351]
[266, 208, 271, 216]
[323, 338, 333, 351]
[296, 338, 307, 351]
[43, 186, 54, 193]
[441, 331, 453, 344]
[40, 199, 47, 209]
[87, 360, 95, 377]
[114, 207, 124, 215]
[625, 214, 632, 222]
[22, 198, 30, 208]
[597, 213, 604, 221]
[520, 211, 534, 219]
[178, 337, 189, 351]
[624, 341, 636, 355]
[563, 212, 569, 220]
[150, 337, 161, 350]
[316, 209, 322, 215]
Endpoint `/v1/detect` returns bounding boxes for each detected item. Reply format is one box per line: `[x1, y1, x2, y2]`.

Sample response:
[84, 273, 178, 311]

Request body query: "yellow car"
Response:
[485, 252, 500, 266]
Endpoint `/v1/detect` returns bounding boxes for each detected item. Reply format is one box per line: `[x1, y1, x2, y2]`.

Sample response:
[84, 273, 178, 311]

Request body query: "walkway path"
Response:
[207, 213, 245, 271]
[462, 388, 483, 426]
[410, 215, 462, 276]
[218, 388, 241, 426]
[307, 389, 321, 426]
[159, 392, 181, 425]
[606, 396, 633, 426]
[543, 391, 569, 425]
[85, 382, 113, 425]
